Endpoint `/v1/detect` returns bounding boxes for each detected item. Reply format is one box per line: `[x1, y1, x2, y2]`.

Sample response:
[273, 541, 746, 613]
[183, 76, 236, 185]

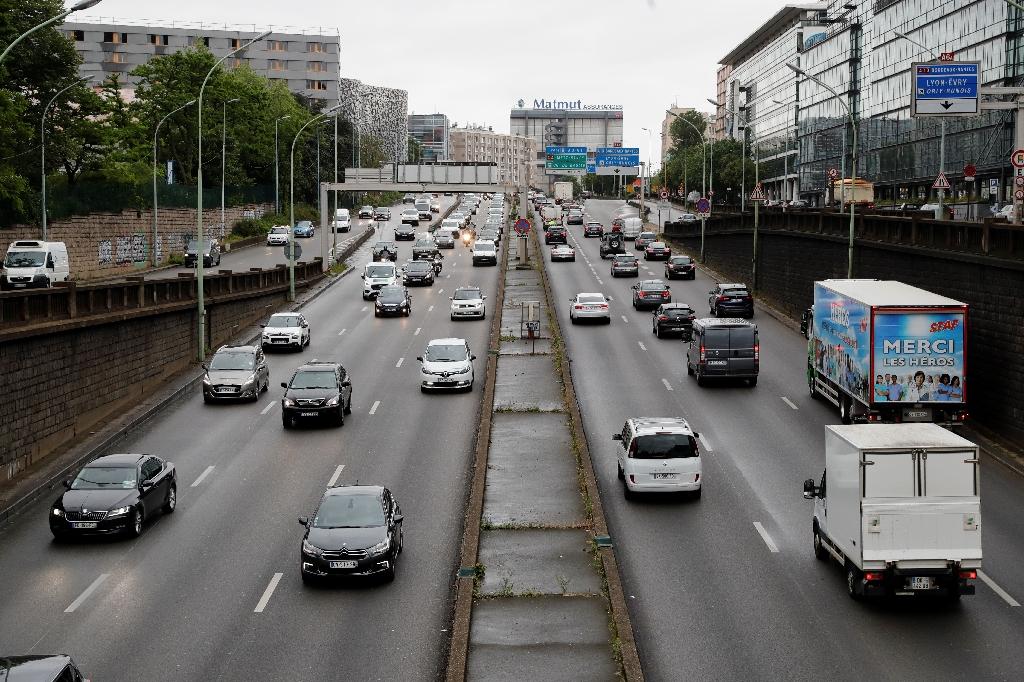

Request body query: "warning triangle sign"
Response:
[749, 182, 766, 201]
[932, 172, 951, 190]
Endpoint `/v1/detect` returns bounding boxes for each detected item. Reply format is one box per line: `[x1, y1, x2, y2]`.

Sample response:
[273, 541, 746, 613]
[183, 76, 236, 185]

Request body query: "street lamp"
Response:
[220, 97, 241, 237]
[666, 109, 708, 262]
[787, 61, 858, 278]
[289, 104, 342, 301]
[0, 0, 104, 68]
[153, 99, 197, 266]
[274, 115, 291, 215]
[705, 99, 719, 203]
[195, 29, 270, 362]
[641, 126, 652, 222]
[41, 77, 91, 240]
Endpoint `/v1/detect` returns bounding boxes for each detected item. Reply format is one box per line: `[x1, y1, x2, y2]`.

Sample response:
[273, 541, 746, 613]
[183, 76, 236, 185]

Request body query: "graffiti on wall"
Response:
[98, 240, 112, 264]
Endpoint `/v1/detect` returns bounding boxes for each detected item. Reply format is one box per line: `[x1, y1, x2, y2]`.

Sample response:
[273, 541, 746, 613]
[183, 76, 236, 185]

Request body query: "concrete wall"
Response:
[671, 228, 1024, 442]
[0, 203, 271, 281]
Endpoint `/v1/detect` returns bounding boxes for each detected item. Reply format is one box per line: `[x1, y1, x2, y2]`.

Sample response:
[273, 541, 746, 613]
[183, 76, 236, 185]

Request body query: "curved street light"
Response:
[275, 115, 292, 215]
[666, 109, 708, 263]
[0, 0, 104, 69]
[42, 77, 92, 240]
[153, 99, 197, 266]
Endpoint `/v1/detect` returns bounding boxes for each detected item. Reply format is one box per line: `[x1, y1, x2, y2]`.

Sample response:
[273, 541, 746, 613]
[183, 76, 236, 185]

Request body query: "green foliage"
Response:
[668, 111, 708, 153]
[231, 218, 270, 238]
[407, 136, 423, 162]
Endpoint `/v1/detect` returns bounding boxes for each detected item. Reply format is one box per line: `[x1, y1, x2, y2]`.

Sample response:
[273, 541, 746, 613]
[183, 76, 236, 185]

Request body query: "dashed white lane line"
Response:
[337, 328, 347, 336]
[395, 357, 404, 368]
[446, 274, 451, 278]
[428, 305, 434, 312]
[253, 573, 283, 613]
[260, 401, 276, 415]
[191, 465, 215, 487]
[414, 327, 422, 336]
[638, 341, 648, 352]
[327, 464, 345, 487]
[781, 396, 799, 410]
[621, 315, 629, 324]
[65, 573, 109, 613]
[661, 378, 674, 392]
[369, 400, 381, 415]
[979, 571, 1021, 607]
[438, 289, 444, 294]
[361, 306, 368, 312]
[596, 278, 604, 285]
[753, 522, 780, 553]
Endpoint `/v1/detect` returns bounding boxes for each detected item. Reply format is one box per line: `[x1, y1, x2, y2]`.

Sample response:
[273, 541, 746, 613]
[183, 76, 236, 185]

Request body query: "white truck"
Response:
[1, 240, 70, 290]
[553, 181, 573, 205]
[802, 423, 981, 601]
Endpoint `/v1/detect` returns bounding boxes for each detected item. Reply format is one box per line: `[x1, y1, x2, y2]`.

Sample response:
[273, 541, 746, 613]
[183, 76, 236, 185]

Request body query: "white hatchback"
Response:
[613, 417, 702, 499]
[266, 226, 290, 245]
[261, 312, 310, 350]
[450, 286, 486, 320]
[418, 338, 476, 392]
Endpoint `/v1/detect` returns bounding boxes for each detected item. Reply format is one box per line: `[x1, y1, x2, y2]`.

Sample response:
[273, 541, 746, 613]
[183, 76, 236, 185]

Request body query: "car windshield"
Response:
[314, 493, 385, 528]
[406, 262, 430, 272]
[454, 289, 481, 300]
[633, 434, 697, 459]
[3, 250, 45, 267]
[639, 233, 655, 240]
[268, 315, 301, 327]
[475, 244, 495, 252]
[403, 210, 417, 215]
[290, 370, 336, 389]
[614, 255, 635, 262]
[378, 288, 405, 302]
[671, 257, 692, 265]
[270, 227, 288, 234]
[578, 294, 605, 304]
[414, 239, 434, 247]
[664, 308, 692, 318]
[186, 239, 213, 252]
[723, 288, 749, 297]
[209, 352, 254, 371]
[296, 221, 312, 228]
[425, 344, 467, 361]
[72, 466, 138, 490]
[650, 242, 666, 248]
[641, 282, 666, 291]
[366, 266, 394, 278]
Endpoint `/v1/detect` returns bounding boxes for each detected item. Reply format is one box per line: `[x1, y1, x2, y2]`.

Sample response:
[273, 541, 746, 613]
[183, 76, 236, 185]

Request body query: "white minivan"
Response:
[1, 240, 70, 290]
[613, 417, 702, 499]
[361, 261, 398, 299]
[621, 217, 644, 240]
[333, 208, 351, 233]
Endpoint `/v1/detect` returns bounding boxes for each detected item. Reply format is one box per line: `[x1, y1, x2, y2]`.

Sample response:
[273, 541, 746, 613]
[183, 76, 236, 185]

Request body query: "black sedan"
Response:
[632, 279, 671, 310]
[544, 226, 568, 245]
[644, 241, 671, 260]
[665, 255, 696, 280]
[50, 454, 176, 539]
[299, 485, 403, 584]
[652, 303, 695, 339]
[394, 225, 416, 241]
[281, 361, 352, 428]
[374, 285, 412, 317]
[402, 260, 435, 286]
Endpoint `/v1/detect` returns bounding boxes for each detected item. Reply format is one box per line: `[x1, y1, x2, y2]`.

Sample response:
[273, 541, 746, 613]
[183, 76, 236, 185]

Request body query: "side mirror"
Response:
[141, 480, 154, 491]
[63, 478, 73, 489]
[692, 432, 701, 439]
[449, 296, 453, 300]
[394, 514, 404, 524]
[665, 285, 670, 289]
[611, 434, 622, 441]
[470, 355, 477, 361]
[482, 295, 487, 300]
[298, 516, 309, 526]
[280, 382, 288, 389]
[802, 478, 818, 499]
[341, 380, 351, 387]
[416, 356, 423, 362]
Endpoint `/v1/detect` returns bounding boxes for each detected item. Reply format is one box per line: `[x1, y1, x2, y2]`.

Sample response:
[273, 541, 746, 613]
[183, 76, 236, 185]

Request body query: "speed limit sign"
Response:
[660, 190, 669, 200]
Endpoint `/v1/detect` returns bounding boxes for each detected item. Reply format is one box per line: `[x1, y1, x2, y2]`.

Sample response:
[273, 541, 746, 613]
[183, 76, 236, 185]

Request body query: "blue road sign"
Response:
[596, 154, 640, 167]
[911, 62, 979, 117]
[586, 163, 596, 174]
[695, 197, 711, 216]
[546, 146, 587, 155]
[597, 147, 639, 155]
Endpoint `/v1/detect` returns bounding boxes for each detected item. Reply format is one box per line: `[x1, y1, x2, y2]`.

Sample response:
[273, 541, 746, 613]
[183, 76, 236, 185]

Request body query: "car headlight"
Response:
[283, 398, 297, 407]
[368, 537, 391, 556]
[108, 506, 131, 517]
[52, 507, 63, 517]
[452, 366, 470, 375]
[241, 375, 256, 389]
[325, 394, 341, 407]
[202, 376, 212, 386]
[302, 539, 323, 557]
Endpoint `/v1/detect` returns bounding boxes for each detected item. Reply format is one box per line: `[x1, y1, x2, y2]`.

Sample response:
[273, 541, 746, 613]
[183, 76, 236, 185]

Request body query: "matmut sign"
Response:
[516, 98, 623, 111]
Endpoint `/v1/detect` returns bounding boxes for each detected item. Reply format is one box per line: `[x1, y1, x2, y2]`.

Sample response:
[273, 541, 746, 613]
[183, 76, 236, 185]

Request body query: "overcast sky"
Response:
[74, 0, 781, 164]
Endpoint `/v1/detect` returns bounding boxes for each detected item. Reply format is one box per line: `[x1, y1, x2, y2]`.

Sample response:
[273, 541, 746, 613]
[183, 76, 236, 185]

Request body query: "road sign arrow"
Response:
[941, 101, 954, 110]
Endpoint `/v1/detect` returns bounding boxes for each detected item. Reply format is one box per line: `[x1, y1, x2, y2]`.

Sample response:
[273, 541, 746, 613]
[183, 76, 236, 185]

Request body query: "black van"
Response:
[686, 318, 759, 387]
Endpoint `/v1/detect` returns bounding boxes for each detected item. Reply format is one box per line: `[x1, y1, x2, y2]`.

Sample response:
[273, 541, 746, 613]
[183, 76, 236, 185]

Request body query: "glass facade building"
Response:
[408, 113, 450, 162]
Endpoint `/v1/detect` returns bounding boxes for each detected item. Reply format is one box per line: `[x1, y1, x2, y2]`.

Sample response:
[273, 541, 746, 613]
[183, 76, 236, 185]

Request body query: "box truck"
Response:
[553, 182, 574, 205]
[802, 424, 981, 601]
[800, 280, 968, 425]
[1, 240, 70, 289]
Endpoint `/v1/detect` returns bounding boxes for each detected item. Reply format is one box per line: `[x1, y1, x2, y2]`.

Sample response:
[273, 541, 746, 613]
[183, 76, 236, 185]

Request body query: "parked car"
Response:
[632, 279, 671, 310]
[652, 303, 695, 340]
[664, 255, 696, 280]
[202, 344, 269, 403]
[281, 360, 352, 428]
[708, 282, 754, 318]
[686, 318, 759, 386]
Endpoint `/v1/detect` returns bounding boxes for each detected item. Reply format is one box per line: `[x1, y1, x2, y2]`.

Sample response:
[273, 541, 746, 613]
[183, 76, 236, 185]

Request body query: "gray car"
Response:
[202, 345, 270, 403]
[610, 254, 639, 277]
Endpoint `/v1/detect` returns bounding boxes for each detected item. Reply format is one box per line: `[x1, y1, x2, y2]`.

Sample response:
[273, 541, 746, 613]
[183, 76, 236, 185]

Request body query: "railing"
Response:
[1, 260, 324, 335]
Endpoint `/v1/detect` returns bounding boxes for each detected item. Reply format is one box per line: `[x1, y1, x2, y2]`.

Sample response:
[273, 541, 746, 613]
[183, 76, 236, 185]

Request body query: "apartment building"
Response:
[450, 126, 536, 187]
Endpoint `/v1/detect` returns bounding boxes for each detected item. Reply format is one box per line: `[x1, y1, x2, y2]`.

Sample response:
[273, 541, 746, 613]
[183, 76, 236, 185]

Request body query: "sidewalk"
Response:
[460, 230, 632, 680]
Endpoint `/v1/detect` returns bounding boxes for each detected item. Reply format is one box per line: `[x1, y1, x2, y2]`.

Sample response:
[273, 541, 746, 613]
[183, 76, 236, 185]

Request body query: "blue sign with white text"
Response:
[914, 63, 978, 99]
[546, 146, 587, 155]
[596, 147, 639, 155]
[586, 164, 596, 174]
[595, 153, 640, 167]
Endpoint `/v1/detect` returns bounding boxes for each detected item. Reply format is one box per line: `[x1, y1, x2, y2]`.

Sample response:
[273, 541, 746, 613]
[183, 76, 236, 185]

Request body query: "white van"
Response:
[621, 217, 644, 240]
[361, 261, 398, 299]
[415, 197, 432, 221]
[333, 208, 351, 233]
[1, 240, 70, 290]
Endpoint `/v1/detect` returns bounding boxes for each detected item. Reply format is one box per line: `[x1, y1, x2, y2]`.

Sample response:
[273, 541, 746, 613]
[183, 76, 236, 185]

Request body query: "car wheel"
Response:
[420, 385, 428, 393]
[748, 377, 758, 387]
[305, 333, 311, 347]
[846, 563, 862, 601]
[692, 487, 702, 501]
[282, 415, 293, 430]
[617, 463, 624, 480]
[653, 324, 659, 337]
[813, 523, 827, 561]
[687, 361, 694, 376]
[344, 395, 353, 415]
[203, 394, 212, 404]
[374, 310, 380, 318]
[301, 572, 316, 586]
[696, 372, 706, 387]
[336, 407, 345, 427]
[383, 556, 397, 583]
[481, 311, 486, 320]
[570, 315, 577, 325]
[126, 507, 143, 538]
[604, 316, 611, 325]
[622, 479, 634, 500]
[450, 314, 456, 321]
[162, 483, 177, 514]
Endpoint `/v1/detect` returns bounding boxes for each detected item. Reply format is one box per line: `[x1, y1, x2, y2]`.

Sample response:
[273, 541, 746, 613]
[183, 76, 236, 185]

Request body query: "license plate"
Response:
[437, 379, 454, 384]
[902, 408, 932, 422]
[13, 283, 26, 288]
[330, 561, 357, 569]
[707, 360, 728, 366]
[652, 473, 678, 480]
[910, 577, 932, 590]
[300, 411, 318, 417]
[72, 522, 97, 529]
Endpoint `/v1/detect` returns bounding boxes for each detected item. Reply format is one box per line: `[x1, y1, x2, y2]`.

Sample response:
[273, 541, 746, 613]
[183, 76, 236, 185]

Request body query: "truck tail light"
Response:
[959, 569, 977, 580]
[863, 572, 884, 582]
[867, 413, 882, 422]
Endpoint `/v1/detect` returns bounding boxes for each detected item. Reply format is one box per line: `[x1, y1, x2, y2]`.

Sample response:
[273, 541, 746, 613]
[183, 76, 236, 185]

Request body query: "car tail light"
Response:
[717, 295, 727, 302]
[959, 569, 977, 580]
[637, 292, 645, 298]
[628, 441, 637, 457]
[694, 473, 700, 482]
[574, 305, 584, 310]
[700, 345, 706, 362]
[658, 315, 668, 321]
[754, 343, 760, 361]
[598, 304, 608, 309]
[867, 413, 882, 422]
[662, 291, 670, 298]
[629, 475, 636, 484]
[864, 572, 884, 582]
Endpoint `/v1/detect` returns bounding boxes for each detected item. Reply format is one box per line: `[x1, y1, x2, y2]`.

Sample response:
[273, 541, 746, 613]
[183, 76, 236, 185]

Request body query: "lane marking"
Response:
[338, 328, 347, 336]
[621, 315, 629, 324]
[753, 522, 780, 553]
[361, 306, 368, 312]
[260, 401, 276, 415]
[438, 289, 444, 294]
[781, 396, 799, 411]
[65, 573, 109, 613]
[395, 357, 404, 368]
[191, 465, 215, 487]
[369, 400, 381, 415]
[979, 570, 1021, 607]
[428, 305, 434, 312]
[327, 464, 345, 487]
[638, 342, 648, 352]
[414, 327, 421, 336]
[661, 378, 674, 392]
[596, 278, 604, 285]
[253, 573, 283, 613]
[698, 434, 714, 452]
[446, 274, 451, 279]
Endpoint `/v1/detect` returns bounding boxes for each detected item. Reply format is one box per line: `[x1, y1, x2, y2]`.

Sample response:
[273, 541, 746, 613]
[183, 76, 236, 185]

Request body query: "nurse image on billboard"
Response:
[872, 311, 966, 404]
[811, 284, 871, 405]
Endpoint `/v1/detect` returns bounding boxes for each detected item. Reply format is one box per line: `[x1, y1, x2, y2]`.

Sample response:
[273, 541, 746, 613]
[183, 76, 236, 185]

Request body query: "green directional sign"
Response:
[546, 154, 587, 169]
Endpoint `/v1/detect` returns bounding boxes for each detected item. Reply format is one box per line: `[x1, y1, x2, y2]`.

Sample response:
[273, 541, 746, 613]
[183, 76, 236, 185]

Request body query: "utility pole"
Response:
[333, 114, 338, 267]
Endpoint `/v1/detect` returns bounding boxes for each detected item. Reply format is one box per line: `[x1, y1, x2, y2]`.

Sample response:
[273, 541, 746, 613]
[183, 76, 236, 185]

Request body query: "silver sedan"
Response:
[569, 293, 611, 325]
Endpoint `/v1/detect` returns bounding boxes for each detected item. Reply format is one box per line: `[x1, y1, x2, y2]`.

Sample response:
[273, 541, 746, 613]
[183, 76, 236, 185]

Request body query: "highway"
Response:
[545, 199, 1024, 681]
[0, 197, 499, 680]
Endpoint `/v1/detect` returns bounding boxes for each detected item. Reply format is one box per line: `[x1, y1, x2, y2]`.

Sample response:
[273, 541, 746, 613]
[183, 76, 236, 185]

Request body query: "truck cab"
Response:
[1, 240, 70, 290]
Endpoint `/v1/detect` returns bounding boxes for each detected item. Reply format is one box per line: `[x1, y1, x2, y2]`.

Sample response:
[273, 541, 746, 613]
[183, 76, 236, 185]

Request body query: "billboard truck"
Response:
[800, 280, 968, 425]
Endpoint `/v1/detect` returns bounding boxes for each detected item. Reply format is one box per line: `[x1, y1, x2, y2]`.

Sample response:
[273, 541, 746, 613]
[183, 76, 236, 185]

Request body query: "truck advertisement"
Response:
[811, 284, 871, 405]
[872, 311, 966, 404]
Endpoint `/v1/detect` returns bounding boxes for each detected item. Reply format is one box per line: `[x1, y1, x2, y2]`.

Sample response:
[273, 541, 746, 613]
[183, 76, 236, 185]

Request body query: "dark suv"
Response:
[686, 318, 759, 386]
[545, 225, 568, 245]
[665, 255, 696, 280]
[281, 361, 353, 428]
[709, 283, 754, 318]
[652, 303, 695, 339]
[600, 233, 626, 258]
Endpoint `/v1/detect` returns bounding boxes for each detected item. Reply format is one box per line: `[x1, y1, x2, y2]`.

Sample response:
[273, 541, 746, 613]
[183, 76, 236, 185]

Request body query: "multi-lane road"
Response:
[0, 197, 500, 680]
[548, 199, 1024, 681]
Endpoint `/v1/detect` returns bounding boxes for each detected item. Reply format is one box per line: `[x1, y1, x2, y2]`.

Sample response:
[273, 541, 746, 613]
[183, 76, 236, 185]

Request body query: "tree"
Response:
[407, 136, 422, 162]
[360, 134, 387, 168]
[669, 111, 708, 154]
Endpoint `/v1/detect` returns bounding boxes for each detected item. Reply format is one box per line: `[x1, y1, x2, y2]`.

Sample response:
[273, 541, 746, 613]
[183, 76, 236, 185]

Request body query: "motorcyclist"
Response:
[432, 253, 443, 274]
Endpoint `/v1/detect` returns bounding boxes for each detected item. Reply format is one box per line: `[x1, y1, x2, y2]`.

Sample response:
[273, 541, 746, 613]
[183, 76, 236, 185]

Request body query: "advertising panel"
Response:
[812, 284, 871, 405]
[872, 311, 966, 404]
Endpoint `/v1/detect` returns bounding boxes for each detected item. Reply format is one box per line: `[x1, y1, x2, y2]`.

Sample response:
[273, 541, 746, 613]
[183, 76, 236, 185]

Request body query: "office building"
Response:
[662, 107, 694, 160]
[450, 126, 536, 187]
[408, 113, 450, 162]
[63, 20, 340, 102]
[338, 78, 409, 165]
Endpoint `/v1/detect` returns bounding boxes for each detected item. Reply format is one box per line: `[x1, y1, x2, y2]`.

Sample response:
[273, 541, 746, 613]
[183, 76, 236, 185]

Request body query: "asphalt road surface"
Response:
[0, 196, 501, 680]
[544, 199, 1024, 681]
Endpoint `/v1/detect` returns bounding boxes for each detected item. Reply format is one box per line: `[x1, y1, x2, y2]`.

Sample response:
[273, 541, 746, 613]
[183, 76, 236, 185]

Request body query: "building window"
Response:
[68, 30, 84, 41]
[188, 36, 210, 47]
[107, 52, 126, 64]
[231, 38, 242, 49]
[232, 57, 247, 68]
[270, 59, 286, 71]
[268, 40, 286, 52]
[148, 34, 169, 46]
[306, 80, 328, 91]
[103, 32, 128, 44]
[307, 61, 325, 73]
[307, 42, 323, 53]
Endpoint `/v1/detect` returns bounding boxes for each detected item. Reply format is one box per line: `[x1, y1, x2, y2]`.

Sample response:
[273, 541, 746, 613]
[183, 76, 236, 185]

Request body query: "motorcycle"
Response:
[432, 255, 443, 275]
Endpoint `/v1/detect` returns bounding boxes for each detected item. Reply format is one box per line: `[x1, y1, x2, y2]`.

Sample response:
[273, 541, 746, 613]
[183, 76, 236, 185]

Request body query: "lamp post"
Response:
[788, 62, 858, 278]
[0, 0, 104, 69]
[666, 109, 708, 262]
[705, 99, 720, 205]
[220, 98, 240, 238]
[274, 115, 291, 215]
[289, 104, 341, 301]
[641, 126, 652, 222]
[41, 77, 90, 240]
[195, 29, 270, 362]
[153, 99, 197, 266]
